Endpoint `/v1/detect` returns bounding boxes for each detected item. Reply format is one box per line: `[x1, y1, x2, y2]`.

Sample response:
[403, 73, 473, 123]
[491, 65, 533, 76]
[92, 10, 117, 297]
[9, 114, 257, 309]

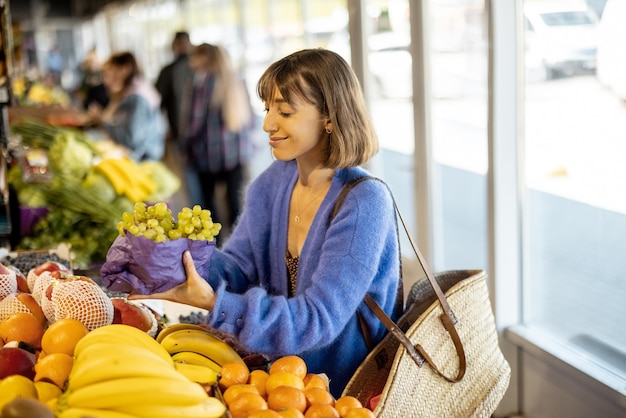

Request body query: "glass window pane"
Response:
[363, 0, 415, 236]
[429, 0, 489, 271]
[523, 0, 626, 375]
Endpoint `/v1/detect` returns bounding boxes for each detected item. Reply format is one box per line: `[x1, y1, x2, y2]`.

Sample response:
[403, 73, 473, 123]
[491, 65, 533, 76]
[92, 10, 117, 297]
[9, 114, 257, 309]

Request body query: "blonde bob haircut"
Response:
[257, 48, 378, 168]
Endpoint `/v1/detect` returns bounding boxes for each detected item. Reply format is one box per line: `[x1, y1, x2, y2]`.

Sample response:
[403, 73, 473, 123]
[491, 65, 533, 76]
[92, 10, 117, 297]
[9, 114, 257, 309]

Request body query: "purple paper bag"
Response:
[100, 233, 216, 295]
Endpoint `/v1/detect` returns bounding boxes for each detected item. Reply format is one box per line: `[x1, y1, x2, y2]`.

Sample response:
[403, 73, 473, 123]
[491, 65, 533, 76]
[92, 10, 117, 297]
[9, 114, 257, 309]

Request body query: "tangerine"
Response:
[228, 391, 268, 418]
[303, 373, 329, 391]
[344, 408, 375, 418]
[304, 387, 335, 407]
[267, 385, 307, 412]
[249, 369, 270, 397]
[277, 408, 306, 418]
[222, 383, 260, 406]
[219, 361, 250, 390]
[334, 396, 363, 417]
[249, 410, 282, 418]
[33, 352, 74, 389]
[40, 318, 89, 356]
[304, 404, 340, 418]
[265, 371, 305, 394]
[269, 355, 307, 379]
[0, 312, 45, 348]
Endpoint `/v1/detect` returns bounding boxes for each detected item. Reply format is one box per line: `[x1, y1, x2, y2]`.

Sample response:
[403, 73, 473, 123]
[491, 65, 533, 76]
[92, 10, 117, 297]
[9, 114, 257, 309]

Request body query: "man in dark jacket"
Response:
[156, 31, 194, 143]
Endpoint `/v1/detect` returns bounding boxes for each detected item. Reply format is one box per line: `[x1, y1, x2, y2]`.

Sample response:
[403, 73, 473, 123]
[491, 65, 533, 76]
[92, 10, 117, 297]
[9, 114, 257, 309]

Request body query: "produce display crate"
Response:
[0, 242, 73, 272]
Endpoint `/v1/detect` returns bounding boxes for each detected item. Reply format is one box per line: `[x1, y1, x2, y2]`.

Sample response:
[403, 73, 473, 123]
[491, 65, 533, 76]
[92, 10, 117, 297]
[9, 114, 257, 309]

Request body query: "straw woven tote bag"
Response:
[337, 177, 511, 417]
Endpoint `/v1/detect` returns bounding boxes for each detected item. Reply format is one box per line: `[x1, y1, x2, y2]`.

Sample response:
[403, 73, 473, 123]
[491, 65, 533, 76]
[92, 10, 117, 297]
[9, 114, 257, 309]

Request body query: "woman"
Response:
[180, 43, 254, 237]
[88, 51, 165, 161]
[132, 48, 401, 396]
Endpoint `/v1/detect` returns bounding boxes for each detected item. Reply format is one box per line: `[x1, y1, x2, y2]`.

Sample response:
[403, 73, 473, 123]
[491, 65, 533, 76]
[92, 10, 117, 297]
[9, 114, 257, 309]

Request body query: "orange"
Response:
[219, 361, 250, 390]
[249, 410, 282, 418]
[303, 373, 329, 391]
[267, 385, 307, 413]
[265, 371, 305, 394]
[277, 408, 306, 418]
[222, 383, 260, 406]
[33, 352, 74, 389]
[249, 369, 270, 397]
[0, 312, 45, 348]
[344, 408, 375, 418]
[334, 396, 363, 417]
[304, 387, 335, 407]
[304, 404, 340, 418]
[41, 318, 89, 356]
[228, 391, 268, 418]
[269, 355, 307, 379]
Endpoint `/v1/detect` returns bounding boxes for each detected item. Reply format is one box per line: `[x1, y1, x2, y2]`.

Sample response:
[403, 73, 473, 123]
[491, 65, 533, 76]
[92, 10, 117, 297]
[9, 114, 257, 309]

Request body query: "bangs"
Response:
[257, 58, 321, 110]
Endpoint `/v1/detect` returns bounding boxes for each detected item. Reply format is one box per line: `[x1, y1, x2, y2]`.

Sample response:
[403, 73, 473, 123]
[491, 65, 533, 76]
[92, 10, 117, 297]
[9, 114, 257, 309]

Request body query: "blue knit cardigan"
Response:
[205, 159, 401, 396]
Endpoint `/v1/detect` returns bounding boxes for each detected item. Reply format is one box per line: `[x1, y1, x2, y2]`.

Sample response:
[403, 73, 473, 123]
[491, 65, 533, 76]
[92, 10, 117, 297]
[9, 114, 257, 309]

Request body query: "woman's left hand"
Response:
[128, 250, 216, 311]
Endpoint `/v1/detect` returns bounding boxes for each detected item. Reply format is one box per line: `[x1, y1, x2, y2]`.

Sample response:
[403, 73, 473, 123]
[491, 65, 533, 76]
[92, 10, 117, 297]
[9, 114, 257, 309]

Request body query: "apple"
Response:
[111, 298, 156, 335]
[44, 273, 94, 302]
[0, 263, 11, 275]
[12, 269, 30, 293]
[32, 261, 66, 277]
[15, 293, 47, 327]
[0, 263, 18, 299]
[0, 346, 36, 379]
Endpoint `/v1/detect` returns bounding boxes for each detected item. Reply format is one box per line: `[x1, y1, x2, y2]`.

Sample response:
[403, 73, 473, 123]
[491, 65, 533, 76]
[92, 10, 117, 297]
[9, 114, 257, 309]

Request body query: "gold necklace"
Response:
[293, 183, 330, 223]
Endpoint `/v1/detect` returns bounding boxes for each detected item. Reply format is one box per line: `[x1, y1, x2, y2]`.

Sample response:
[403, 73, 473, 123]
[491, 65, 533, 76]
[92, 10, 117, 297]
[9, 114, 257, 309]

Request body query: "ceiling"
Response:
[10, 0, 125, 21]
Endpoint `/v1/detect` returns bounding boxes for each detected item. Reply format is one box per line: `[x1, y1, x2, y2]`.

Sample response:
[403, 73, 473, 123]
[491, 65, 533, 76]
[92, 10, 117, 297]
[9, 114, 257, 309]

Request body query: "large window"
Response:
[522, 0, 626, 388]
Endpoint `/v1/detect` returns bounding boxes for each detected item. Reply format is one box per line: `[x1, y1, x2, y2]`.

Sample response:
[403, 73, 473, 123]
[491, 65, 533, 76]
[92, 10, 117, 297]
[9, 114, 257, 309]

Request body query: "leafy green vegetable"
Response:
[48, 132, 95, 178]
[140, 160, 181, 203]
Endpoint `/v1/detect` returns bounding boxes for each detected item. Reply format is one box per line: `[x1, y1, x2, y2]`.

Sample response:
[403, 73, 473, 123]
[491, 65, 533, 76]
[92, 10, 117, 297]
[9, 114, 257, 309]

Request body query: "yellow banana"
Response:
[113, 157, 157, 194]
[159, 329, 244, 367]
[171, 351, 222, 373]
[57, 407, 139, 418]
[63, 376, 208, 409]
[95, 158, 152, 202]
[174, 362, 219, 385]
[74, 324, 173, 366]
[67, 344, 185, 391]
[94, 159, 127, 195]
[156, 323, 211, 343]
[112, 398, 225, 418]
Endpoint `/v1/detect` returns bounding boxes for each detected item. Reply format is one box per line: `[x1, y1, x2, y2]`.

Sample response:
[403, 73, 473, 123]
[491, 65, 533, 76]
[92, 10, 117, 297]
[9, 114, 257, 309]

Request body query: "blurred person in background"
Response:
[156, 31, 194, 144]
[76, 47, 109, 111]
[156, 31, 195, 215]
[180, 43, 254, 242]
[88, 51, 166, 161]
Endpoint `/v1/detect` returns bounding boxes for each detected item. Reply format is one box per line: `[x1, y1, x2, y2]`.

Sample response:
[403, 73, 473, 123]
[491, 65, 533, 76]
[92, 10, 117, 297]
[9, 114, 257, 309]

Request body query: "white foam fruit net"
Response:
[50, 280, 114, 330]
[0, 270, 17, 301]
[31, 271, 55, 305]
[0, 294, 30, 322]
[26, 269, 38, 293]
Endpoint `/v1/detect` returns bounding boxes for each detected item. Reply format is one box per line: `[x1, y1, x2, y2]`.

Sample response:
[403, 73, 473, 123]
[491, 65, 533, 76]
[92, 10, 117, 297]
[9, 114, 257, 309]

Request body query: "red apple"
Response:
[0, 263, 10, 275]
[15, 293, 47, 327]
[33, 261, 65, 276]
[13, 270, 30, 293]
[0, 346, 36, 379]
[111, 298, 156, 334]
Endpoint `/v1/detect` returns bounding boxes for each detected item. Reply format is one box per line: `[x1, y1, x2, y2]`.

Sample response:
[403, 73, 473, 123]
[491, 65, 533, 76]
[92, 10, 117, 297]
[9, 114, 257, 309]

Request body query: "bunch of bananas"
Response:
[56, 324, 225, 418]
[94, 157, 157, 203]
[157, 323, 245, 386]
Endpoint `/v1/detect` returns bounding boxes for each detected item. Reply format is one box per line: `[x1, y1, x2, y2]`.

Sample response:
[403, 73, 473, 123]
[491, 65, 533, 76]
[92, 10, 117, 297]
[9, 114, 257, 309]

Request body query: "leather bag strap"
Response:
[333, 176, 467, 382]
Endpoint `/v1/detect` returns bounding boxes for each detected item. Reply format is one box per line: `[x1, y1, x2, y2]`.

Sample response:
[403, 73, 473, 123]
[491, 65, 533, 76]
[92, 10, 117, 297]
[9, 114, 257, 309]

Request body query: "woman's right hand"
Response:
[128, 250, 216, 311]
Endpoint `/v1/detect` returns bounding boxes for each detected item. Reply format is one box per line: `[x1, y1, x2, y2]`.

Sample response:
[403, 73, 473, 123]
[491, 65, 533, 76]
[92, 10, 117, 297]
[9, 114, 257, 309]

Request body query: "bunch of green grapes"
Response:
[116, 202, 222, 242]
